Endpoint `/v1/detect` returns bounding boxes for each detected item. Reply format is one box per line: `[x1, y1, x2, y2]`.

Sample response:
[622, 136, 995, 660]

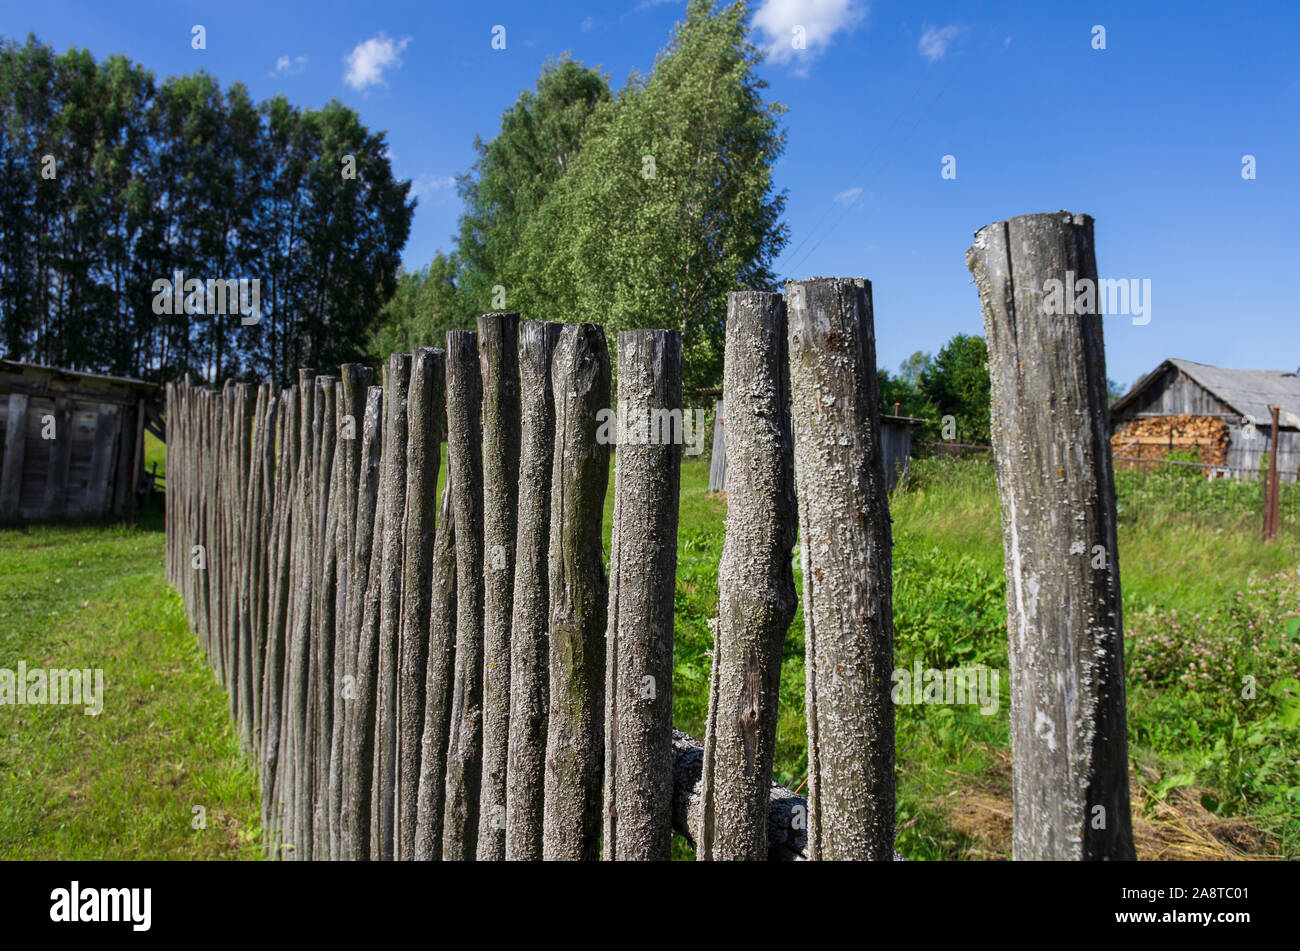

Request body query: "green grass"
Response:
[0, 501, 260, 859]
[4, 448, 1297, 860]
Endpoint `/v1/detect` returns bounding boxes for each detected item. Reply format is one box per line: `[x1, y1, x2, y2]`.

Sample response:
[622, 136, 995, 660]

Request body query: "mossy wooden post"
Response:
[374, 353, 412, 861]
[542, 323, 610, 861]
[262, 386, 297, 853]
[312, 376, 340, 858]
[341, 385, 384, 860]
[505, 321, 562, 861]
[698, 291, 797, 860]
[442, 329, 485, 860]
[329, 363, 372, 859]
[966, 211, 1135, 861]
[236, 383, 263, 756]
[251, 386, 278, 760]
[287, 368, 318, 858]
[477, 312, 521, 861]
[414, 480, 457, 860]
[396, 347, 446, 860]
[603, 329, 682, 861]
[787, 277, 895, 861]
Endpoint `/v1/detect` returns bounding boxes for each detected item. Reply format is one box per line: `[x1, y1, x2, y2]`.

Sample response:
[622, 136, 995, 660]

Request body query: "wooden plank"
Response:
[0, 392, 29, 519]
[42, 398, 74, 520]
[85, 403, 122, 516]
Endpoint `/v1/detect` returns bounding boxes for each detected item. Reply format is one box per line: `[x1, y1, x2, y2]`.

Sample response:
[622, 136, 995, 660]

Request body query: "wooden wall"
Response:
[0, 363, 152, 521]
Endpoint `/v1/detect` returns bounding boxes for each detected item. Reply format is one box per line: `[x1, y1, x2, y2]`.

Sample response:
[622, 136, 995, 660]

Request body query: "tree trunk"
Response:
[505, 321, 562, 860]
[786, 277, 895, 861]
[966, 211, 1135, 861]
[698, 291, 797, 860]
[543, 322, 610, 861]
[603, 329, 682, 861]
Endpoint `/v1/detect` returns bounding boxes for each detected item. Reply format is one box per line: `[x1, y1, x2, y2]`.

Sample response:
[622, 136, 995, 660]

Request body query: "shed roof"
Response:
[0, 359, 158, 393]
[1113, 358, 1300, 429]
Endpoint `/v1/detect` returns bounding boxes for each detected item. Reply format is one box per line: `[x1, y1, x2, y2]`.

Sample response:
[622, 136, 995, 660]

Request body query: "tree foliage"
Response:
[0, 34, 414, 386]
[372, 0, 789, 391]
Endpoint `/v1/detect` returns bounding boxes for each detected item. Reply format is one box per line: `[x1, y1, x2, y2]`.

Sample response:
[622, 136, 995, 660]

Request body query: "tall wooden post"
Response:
[396, 347, 446, 859]
[967, 210, 1135, 860]
[603, 329, 683, 861]
[477, 312, 521, 861]
[443, 329, 485, 860]
[786, 277, 896, 861]
[542, 323, 611, 861]
[505, 321, 562, 860]
[698, 291, 797, 860]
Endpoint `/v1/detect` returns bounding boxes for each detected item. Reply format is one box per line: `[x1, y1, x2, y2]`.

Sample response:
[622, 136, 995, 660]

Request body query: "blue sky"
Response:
[4, 0, 1298, 388]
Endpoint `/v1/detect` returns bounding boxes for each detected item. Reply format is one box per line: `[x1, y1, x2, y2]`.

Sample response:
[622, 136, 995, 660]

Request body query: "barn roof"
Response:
[0, 359, 158, 392]
[1113, 358, 1300, 429]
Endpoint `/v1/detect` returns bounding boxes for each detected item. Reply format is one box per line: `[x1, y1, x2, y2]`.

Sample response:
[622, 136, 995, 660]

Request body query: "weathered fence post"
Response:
[477, 312, 522, 861]
[698, 291, 798, 860]
[396, 347, 446, 860]
[328, 363, 372, 859]
[786, 277, 896, 861]
[602, 329, 682, 861]
[505, 321, 562, 860]
[543, 323, 610, 861]
[374, 354, 412, 861]
[966, 211, 1135, 860]
[341, 385, 384, 860]
[443, 329, 485, 860]
[414, 480, 457, 860]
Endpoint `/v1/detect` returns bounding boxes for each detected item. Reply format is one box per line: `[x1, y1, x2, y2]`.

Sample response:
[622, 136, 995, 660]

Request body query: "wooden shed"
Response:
[1110, 357, 1300, 482]
[0, 361, 160, 521]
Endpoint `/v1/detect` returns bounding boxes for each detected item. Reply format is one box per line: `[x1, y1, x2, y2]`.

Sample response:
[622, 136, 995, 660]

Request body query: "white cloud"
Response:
[410, 174, 457, 200]
[918, 23, 963, 63]
[753, 0, 868, 73]
[344, 33, 412, 91]
[580, 16, 598, 31]
[269, 54, 307, 78]
[834, 186, 864, 207]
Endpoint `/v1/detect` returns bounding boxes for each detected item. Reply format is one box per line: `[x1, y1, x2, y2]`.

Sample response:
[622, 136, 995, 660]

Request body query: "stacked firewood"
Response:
[1111, 414, 1229, 466]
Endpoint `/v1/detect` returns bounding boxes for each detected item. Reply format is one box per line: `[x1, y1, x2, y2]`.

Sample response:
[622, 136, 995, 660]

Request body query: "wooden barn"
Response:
[0, 361, 161, 521]
[1110, 357, 1300, 482]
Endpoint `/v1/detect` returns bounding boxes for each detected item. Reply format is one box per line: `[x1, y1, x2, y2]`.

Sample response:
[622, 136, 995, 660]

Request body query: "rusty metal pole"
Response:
[1266, 405, 1281, 542]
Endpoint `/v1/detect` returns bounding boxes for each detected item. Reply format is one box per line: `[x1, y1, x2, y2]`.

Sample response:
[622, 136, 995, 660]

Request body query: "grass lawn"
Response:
[0, 499, 260, 859]
[3, 438, 1297, 860]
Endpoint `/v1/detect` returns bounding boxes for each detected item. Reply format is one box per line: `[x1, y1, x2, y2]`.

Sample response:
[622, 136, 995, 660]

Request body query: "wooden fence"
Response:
[166, 214, 1135, 860]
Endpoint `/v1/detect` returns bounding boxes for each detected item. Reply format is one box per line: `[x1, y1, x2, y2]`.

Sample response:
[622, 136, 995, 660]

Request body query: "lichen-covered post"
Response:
[396, 347, 446, 860]
[414, 480, 457, 861]
[966, 211, 1135, 861]
[477, 312, 521, 861]
[698, 291, 797, 860]
[542, 323, 610, 861]
[374, 353, 412, 861]
[603, 329, 682, 861]
[505, 321, 562, 861]
[442, 329, 485, 861]
[340, 385, 384, 860]
[786, 277, 895, 861]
